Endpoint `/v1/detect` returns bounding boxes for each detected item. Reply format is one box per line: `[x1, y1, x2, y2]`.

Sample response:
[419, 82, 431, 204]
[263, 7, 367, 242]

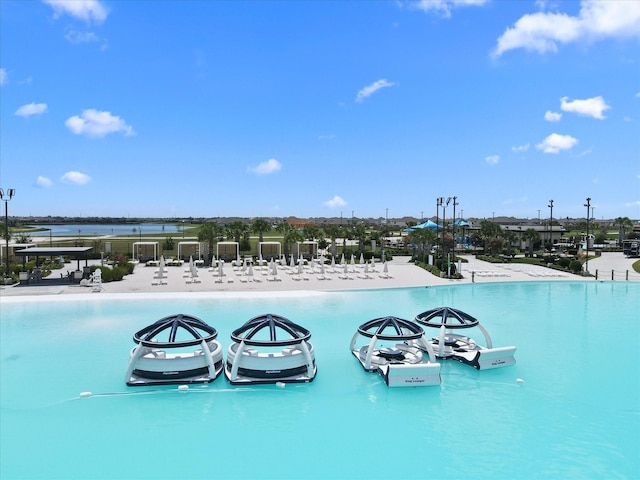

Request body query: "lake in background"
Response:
[24, 223, 183, 237]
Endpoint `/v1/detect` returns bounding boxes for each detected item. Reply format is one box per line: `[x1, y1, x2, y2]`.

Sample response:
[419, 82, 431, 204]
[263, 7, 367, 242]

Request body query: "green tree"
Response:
[501, 230, 517, 254]
[226, 221, 248, 244]
[487, 237, 505, 256]
[479, 220, 502, 253]
[197, 222, 223, 264]
[522, 228, 540, 257]
[251, 218, 271, 243]
[353, 223, 368, 254]
[324, 224, 342, 257]
[302, 224, 320, 241]
[163, 236, 175, 251]
[277, 222, 303, 258]
[613, 216, 634, 245]
[408, 227, 437, 263]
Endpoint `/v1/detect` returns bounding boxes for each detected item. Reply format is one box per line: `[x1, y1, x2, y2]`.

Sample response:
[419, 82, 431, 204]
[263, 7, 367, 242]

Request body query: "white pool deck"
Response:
[1, 252, 637, 299]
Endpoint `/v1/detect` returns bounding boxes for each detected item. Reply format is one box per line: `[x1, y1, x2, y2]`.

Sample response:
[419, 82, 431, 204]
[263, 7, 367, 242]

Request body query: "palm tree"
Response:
[522, 228, 540, 257]
[324, 224, 342, 257]
[501, 230, 517, 256]
[226, 221, 247, 244]
[613, 217, 634, 245]
[353, 223, 368, 255]
[197, 222, 223, 264]
[251, 218, 271, 243]
[408, 227, 436, 263]
[479, 220, 502, 254]
[276, 222, 303, 258]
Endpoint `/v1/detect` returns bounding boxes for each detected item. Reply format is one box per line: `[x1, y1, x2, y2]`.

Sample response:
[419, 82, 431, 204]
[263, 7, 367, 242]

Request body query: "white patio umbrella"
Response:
[218, 261, 224, 278]
[350, 254, 355, 265]
[331, 256, 336, 268]
[320, 261, 326, 275]
[340, 253, 345, 265]
[383, 262, 389, 274]
[189, 256, 198, 277]
[364, 262, 369, 274]
[159, 256, 167, 277]
[270, 260, 278, 276]
[290, 254, 295, 267]
[298, 262, 304, 274]
[359, 253, 365, 264]
[248, 265, 254, 281]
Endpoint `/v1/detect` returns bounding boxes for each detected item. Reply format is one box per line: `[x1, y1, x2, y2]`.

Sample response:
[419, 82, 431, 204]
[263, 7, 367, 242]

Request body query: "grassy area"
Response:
[633, 259, 640, 274]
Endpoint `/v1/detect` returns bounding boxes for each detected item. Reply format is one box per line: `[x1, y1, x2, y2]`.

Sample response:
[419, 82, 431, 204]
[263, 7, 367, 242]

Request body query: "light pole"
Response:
[584, 197, 591, 275]
[548, 199, 554, 253]
[436, 197, 443, 260]
[1, 188, 16, 279]
[443, 197, 452, 267]
[382, 208, 388, 262]
[452, 196, 458, 259]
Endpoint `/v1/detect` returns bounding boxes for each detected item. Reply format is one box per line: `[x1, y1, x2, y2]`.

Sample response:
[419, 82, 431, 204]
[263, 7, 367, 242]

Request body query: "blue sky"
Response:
[1, 0, 639, 221]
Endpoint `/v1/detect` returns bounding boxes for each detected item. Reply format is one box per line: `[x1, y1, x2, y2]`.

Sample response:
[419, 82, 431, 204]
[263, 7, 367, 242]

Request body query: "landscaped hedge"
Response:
[90, 264, 133, 282]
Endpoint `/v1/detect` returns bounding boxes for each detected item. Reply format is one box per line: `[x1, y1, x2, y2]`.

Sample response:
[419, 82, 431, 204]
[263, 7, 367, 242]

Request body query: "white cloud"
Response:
[493, 0, 640, 57]
[0, 68, 6, 86]
[356, 79, 395, 103]
[413, 0, 489, 18]
[43, 0, 108, 24]
[65, 28, 99, 44]
[35, 176, 53, 188]
[536, 133, 578, 153]
[15, 103, 48, 118]
[512, 143, 530, 152]
[318, 134, 336, 140]
[247, 158, 282, 175]
[560, 96, 610, 119]
[65, 109, 135, 137]
[545, 110, 562, 122]
[61, 171, 91, 185]
[324, 195, 347, 208]
[485, 155, 500, 165]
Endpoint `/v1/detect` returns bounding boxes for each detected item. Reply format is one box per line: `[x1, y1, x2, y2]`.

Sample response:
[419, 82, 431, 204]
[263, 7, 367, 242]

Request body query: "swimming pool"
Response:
[1, 282, 638, 479]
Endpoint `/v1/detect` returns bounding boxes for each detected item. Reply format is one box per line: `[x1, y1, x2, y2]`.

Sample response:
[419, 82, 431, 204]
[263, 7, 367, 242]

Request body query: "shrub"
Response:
[569, 260, 583, 274]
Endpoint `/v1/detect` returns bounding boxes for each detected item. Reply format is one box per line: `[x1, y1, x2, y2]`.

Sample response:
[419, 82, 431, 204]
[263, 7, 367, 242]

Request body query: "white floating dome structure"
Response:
[225, 313, 317, 385]
[350, 316, 441, 387]
[413, 307, 516, 370]
[124, 314, 224, 386]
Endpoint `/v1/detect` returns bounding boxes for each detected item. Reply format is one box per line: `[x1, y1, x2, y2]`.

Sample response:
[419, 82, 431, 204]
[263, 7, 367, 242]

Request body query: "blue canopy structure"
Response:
[414, 220, 441, 230]
[453, 219, 470, 227]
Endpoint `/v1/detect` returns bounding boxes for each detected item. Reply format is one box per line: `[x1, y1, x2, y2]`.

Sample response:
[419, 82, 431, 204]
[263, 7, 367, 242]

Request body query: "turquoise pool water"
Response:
[1, 282, 638, 479]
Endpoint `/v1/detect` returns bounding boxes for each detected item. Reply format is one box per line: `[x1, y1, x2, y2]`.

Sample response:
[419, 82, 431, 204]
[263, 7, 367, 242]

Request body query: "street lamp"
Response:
[436, 197, 443, 259]
[382, 208, 388, 263]
[0, 188, 16, 279]
[452, 196, 458, 259]
[548, 199, 554, 253]
[442, 197, 452, 267]
[584, 197, 591, 275]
